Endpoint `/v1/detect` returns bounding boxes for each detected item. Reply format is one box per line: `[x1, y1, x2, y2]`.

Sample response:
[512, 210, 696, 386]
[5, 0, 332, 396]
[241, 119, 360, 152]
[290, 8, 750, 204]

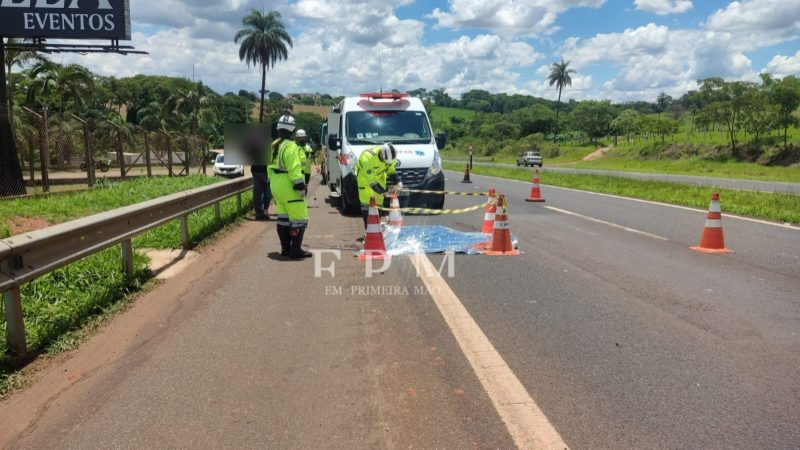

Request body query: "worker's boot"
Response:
[289, 226, 313, 259]
[277, 224, 291, 257]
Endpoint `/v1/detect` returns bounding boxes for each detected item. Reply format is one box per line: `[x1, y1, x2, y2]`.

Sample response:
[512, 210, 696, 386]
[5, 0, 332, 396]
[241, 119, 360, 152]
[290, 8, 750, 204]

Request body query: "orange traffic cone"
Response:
[486, 194, 519, 256]
[461, 164, 472, 183]
[388, 192, 403, 227]
[691, 192, 733, 253]
[359, 197, 389, 260]
[481, 188, 497, 234]
[525, 166, 545, 202]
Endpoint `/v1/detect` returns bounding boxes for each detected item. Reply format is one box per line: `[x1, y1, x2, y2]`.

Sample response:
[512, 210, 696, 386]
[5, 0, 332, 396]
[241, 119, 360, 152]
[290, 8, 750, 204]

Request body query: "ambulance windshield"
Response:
[345, 111, 432, 145]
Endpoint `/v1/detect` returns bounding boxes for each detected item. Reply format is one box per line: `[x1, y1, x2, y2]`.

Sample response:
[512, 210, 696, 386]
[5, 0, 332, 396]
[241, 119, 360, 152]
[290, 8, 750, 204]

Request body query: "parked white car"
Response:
[212, 154, 244, 178]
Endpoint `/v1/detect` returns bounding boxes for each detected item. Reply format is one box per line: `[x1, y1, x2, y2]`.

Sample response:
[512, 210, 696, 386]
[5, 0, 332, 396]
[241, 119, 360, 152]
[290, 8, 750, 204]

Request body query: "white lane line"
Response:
[448, 170, 800, 231]
[544, 206, 669, 241]
[410, 253, 568, 450]
[544, 185, 800, 230]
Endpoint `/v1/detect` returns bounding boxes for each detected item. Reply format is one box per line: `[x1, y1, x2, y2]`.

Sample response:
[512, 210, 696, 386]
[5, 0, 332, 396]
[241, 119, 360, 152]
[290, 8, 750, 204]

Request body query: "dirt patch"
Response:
[582, 146, 613, 161]
[6, 216, 54, 236]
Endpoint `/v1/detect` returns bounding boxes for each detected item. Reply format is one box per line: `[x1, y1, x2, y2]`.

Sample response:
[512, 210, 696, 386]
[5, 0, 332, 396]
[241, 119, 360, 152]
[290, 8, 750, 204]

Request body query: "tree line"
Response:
[422, 75, 800, 155]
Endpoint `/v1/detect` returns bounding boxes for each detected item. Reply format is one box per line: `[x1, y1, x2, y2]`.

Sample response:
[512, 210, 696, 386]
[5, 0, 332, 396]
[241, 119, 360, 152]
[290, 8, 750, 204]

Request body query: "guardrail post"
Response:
[214, 202, 221, 223]
[3, 287, 27, 355]
[180, 215, 190, 249]
[121, 239, 134, 282]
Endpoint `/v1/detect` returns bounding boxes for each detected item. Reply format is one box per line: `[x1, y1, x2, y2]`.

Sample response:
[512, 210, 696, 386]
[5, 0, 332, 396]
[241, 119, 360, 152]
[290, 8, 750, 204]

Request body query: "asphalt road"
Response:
[428, 170, 800, 448]
[445, 159, 800, 194]
[1, 171, 798, 448]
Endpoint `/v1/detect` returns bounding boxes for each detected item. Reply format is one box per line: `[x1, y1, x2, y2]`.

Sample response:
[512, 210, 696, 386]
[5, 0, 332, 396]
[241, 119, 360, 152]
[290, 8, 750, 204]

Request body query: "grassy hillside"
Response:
[430, 106, 476, 128]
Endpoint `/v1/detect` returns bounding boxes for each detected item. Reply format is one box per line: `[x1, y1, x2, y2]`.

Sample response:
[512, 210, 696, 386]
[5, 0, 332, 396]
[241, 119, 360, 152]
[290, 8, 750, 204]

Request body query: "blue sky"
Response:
[63, 0, 800, 103]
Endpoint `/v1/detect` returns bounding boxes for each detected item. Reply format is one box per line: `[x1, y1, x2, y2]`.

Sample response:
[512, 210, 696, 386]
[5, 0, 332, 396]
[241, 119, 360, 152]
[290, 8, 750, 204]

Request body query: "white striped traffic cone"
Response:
[525, 166, 545, 202]
[481, 188, 497, 234]
[388, 192, 403, 228]
[359, 197, 389, 260]
[486, 194, 519, 256]
[690, 192, 733, 253]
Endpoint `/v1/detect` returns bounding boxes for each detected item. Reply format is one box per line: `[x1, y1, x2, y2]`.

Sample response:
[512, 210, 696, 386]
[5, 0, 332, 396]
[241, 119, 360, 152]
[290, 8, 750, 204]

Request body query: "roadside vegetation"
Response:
[423, 74, 800, 183]
[0, 176, 253, 397]
[444, 162, 800, 225]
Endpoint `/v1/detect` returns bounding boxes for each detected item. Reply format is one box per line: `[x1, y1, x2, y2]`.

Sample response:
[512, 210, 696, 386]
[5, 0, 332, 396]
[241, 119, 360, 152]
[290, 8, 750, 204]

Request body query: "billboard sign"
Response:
[0, 0, 131, 40]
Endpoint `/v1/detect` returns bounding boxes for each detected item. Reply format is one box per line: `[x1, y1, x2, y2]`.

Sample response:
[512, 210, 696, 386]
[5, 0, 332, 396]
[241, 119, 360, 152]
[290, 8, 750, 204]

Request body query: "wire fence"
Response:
[5, 109, 210, 197]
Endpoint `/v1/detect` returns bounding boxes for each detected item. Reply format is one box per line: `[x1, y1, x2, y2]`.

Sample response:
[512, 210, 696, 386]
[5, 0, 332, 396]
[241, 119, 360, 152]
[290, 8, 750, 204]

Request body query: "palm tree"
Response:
[138, 100, 175, 132]
[4, 38, 44, 139]
[168, 82, 219, 164]
[235, 9, 293, 123]
[28, 60, 94, 167]
[548, 59, 576, 142]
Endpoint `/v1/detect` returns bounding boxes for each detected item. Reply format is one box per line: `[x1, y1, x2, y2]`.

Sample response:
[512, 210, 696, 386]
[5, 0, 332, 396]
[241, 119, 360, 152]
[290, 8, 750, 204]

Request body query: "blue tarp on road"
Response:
[382, 225, 517, 256]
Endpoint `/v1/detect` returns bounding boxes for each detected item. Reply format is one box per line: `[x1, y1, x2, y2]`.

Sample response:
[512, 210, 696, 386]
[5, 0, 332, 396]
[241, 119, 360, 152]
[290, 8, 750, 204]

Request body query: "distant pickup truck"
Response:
[516, 151, 543, 167]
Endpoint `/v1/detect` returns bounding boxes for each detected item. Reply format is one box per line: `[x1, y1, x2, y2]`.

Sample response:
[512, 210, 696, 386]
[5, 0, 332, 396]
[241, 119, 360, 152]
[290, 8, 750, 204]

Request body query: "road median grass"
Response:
[1, 175, 253, 397]
[569, 154, 800, 183]
[445, 163, 800, 224]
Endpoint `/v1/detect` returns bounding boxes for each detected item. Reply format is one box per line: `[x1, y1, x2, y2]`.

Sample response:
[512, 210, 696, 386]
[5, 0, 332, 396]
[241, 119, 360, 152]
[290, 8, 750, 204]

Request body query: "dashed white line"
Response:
[544, 206, 669, 241]
[447, 170, 800, 231]
[410, 253, 569, 450]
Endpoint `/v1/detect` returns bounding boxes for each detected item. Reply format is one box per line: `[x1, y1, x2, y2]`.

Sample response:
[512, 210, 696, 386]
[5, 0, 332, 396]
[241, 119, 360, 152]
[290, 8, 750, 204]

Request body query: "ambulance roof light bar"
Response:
[359, 92, 409, 101]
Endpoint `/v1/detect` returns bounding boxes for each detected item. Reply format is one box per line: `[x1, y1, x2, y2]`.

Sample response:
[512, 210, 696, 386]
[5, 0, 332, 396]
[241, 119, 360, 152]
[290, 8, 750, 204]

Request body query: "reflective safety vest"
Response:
[300, 143, 314, 175]
[269, 139, 303, 183]
[355, 148, 397, 205]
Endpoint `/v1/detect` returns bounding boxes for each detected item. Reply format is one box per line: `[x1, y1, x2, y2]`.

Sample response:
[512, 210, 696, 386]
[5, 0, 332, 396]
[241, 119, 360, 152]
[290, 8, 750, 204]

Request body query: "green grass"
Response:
[444, 162, 800, 224]
[0, 176, 253, 398]
[571, 157, 800, 183]
[1, 175, 221, 233]
[430, 106, 475, 128]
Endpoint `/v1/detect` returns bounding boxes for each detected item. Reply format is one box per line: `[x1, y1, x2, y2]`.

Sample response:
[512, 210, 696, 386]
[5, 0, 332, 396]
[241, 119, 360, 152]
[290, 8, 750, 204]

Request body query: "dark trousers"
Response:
[252, 170, 271, 217]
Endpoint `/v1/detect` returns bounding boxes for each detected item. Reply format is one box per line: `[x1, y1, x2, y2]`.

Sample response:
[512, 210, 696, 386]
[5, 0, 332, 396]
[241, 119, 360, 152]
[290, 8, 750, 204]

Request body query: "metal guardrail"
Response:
[1, 177, 252, 355]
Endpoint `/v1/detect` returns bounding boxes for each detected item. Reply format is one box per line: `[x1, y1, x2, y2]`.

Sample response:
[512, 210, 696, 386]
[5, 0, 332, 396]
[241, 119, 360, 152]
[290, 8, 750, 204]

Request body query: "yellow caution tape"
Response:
[376, 200, 495, 215]
[399, 189, 490, 196]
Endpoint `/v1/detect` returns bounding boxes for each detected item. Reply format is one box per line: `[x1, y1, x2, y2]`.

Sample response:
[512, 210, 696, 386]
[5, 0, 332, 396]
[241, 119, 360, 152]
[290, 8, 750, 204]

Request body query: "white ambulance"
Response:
[324, 93, 447, 214]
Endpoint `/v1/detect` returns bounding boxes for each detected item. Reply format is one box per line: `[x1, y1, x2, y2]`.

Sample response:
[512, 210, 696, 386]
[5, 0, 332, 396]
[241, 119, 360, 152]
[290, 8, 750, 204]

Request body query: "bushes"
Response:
[8, 248, 151, 354]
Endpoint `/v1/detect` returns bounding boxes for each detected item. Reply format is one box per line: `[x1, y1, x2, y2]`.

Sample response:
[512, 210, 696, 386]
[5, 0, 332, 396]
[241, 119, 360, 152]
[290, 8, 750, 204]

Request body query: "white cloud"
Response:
[265, 32, 542, 96]
[706, 0, 800, 35]
[763, 50, 800, 77]
[527, 73, 593, 100]
[58, 1, 541, 98]
[559, 23, 763, 100]
[48, 0, 800, 103]
[633, 0, 693, 15]
[429, 0, 606, 35]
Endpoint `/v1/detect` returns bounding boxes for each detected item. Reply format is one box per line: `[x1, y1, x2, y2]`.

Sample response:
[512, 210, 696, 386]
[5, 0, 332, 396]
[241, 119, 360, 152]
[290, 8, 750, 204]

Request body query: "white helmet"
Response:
[277, 115, 296, 132]
[379, 143, 397, 163]
[295, 129, 307, 138]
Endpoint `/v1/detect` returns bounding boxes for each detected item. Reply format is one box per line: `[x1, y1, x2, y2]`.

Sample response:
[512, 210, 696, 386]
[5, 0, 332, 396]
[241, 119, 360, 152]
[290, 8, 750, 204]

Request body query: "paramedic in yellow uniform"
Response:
[355, 143, 398, 227]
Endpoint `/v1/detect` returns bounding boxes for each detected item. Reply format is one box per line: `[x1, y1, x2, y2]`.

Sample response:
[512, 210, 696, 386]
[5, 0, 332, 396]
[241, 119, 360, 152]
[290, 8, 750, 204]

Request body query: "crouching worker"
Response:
[268, 115, 312, 259]
[355, 143, 398, 228]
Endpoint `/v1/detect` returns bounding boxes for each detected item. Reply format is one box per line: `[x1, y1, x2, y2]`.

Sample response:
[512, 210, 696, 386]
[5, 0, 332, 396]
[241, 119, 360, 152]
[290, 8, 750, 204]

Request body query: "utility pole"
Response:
[0, 37, 28, 197]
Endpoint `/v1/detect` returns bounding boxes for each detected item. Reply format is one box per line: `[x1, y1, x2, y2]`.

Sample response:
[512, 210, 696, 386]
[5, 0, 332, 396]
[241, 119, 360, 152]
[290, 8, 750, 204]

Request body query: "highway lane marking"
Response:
[544, 206, 670, 241]
[410, 253, 568, 450]
[543, 185, 800, 231]
[446, 170, 800, 231]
